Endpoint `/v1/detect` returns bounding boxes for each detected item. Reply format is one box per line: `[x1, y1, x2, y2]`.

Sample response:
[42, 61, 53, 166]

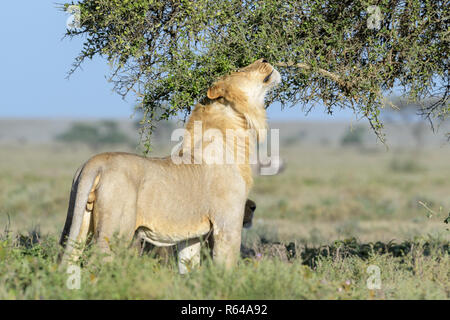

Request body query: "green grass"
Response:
[0, 232, 448, 299]
[0, 144, 449, 299]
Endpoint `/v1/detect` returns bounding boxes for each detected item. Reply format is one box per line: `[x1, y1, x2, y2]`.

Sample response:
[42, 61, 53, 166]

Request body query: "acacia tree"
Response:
[63, 0, 449, 147]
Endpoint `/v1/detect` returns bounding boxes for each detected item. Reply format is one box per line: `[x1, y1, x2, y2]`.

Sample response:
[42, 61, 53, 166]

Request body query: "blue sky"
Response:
[0, 2, 356, 121]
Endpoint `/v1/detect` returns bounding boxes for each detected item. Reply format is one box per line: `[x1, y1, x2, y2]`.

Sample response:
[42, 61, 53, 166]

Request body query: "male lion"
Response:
[60, 59, 280, 270]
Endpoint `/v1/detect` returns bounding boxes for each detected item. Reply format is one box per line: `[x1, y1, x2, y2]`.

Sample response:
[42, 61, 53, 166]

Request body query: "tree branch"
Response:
[275, 61, 344, 87]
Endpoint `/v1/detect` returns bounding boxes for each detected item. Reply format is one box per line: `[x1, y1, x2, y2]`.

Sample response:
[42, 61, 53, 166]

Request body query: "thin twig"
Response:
[275, 61, 344, 87]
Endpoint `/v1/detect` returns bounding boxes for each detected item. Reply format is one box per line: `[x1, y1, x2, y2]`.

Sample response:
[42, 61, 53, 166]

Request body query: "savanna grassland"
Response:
[0, 127, 449, 299]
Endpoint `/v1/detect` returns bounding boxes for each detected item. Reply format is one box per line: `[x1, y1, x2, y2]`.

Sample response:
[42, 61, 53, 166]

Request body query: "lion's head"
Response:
[207, 58, 281, 109]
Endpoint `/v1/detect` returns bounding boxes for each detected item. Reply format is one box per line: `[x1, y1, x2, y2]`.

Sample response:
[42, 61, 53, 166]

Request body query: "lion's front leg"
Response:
[209, 197, 246, 269]
[177, 238, 201, 274]
[212, 231, 241, 269]
[211, 223, 242, 269]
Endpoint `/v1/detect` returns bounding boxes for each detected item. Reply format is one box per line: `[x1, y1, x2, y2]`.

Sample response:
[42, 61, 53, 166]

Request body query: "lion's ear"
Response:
[207, 82, 225, 100]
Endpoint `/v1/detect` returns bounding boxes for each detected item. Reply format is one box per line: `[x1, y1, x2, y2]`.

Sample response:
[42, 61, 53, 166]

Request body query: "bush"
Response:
[389, 158, 424, 173]
[55, 121, 132, 149]
[340, 126, 366, 147]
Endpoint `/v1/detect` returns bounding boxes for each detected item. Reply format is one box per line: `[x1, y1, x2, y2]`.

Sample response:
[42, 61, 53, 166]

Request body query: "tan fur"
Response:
[139, 198, 256, 264]
[59, 59, 280, 269]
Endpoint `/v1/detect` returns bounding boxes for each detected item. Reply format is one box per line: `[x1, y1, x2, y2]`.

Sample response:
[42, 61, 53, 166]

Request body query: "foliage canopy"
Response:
[63, 0, 449, 144]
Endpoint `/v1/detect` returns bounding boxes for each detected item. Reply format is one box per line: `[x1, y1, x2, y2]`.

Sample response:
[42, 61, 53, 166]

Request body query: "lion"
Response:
[137, 199, 256, 271]
[59, 58, 280, 271]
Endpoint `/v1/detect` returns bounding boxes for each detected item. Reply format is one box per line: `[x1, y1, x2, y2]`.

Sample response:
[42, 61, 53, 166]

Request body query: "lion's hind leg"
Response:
[93, 173, 137, 260]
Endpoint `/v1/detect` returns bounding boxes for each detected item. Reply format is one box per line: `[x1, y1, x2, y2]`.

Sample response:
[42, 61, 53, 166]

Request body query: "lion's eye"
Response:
[263, 70, 273, 83]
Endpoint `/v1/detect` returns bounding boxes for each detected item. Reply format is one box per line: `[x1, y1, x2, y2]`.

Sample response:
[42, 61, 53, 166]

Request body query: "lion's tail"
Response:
[60, 164, 101, 265]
